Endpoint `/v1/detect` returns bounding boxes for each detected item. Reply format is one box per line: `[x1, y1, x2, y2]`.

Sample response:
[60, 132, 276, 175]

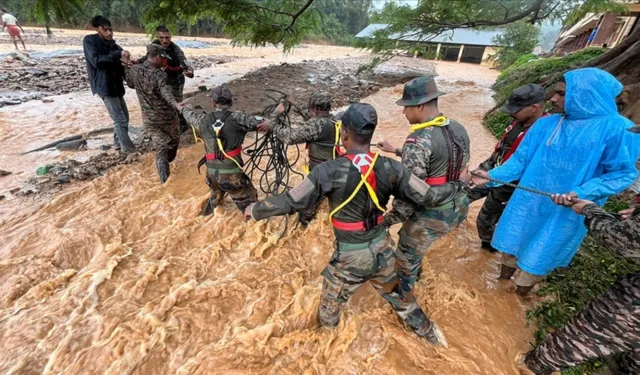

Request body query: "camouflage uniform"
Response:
[138, 40, 193, 133]
[271, 92, 337, 226]
[385, 77, 471, 296]
[525, 205, 640, 374]
[250, 104, 467, 344]
[182, 86, 259, 214]
[125, 48, 179, 183]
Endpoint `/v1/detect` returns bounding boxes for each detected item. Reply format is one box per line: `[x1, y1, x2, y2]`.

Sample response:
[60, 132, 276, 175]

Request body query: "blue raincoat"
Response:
[489, 68, 640, 276]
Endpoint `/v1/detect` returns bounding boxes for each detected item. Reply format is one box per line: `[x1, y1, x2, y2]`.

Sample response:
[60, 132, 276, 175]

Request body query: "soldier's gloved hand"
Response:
[244, 204, 255, 221]
[185, 69, 194, 78]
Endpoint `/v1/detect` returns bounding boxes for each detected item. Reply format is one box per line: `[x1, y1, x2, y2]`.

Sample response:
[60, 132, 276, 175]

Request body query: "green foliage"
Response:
[484, 110, 512, 137]
[526, 196, 637, 374]
[489, 21, 540, 70]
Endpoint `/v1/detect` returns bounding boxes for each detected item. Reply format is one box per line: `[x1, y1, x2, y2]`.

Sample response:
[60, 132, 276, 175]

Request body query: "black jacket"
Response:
[83, 34, 125, 97]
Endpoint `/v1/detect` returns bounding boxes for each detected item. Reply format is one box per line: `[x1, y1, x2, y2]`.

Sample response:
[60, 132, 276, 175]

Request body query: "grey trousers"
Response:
[102, 95, 135, 152]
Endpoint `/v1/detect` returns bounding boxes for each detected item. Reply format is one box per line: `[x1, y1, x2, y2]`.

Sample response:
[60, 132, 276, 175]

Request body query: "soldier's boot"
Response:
[201, 197, 217, 216]
[499, 264, 517, 280]
[423, 323, 449, 348]
[516, 285, 534, 297]
[156, 155, 170, 184]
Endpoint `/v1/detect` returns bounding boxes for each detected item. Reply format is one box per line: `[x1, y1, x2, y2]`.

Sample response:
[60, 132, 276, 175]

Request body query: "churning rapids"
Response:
[0, 37, 533, 374]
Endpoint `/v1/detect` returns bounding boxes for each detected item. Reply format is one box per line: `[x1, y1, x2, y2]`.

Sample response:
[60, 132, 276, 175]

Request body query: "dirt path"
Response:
[0, 48, 536, 373]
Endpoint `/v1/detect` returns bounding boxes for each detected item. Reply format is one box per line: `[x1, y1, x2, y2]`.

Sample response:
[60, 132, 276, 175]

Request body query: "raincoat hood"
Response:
[564, 68, 623, 119]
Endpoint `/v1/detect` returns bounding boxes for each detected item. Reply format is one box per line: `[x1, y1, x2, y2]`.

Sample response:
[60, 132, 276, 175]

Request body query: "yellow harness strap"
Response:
[409, 115, 449, 133]
[333, 120, 342, 159]
[328, 152, 386, 222]
[191, 125, 202, 143]
[215, 129, 243, 170]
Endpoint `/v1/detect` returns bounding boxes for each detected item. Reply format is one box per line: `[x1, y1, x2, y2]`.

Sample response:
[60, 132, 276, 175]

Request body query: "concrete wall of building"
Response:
[481, 47, 497, 66]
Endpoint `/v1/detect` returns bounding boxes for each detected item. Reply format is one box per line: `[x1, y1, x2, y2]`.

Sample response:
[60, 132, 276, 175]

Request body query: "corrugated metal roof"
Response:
[356, 23, 503, 46]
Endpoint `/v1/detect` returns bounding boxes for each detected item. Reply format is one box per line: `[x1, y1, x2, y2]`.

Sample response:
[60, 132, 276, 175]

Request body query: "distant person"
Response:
[467, 84, 547, 252]
[83, 15, 135, 153]
[124, 44, 182, 183]
[136, 25, 194, 133]
[1, 9, 26, 51]
[471, 68, 640, 296]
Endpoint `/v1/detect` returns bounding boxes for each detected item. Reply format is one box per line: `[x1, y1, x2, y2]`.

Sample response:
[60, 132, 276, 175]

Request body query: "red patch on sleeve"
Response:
[405, 138, 417, 144]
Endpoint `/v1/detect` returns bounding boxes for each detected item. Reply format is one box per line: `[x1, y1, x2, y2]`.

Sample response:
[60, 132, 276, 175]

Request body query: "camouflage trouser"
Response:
[319, 234, 435, 337]
[468, 184, 515, 243]
[145, 122, 180, 183]
[170, 83, 188, 134]
[396, 196, 469, 296]
[525, 273, 640, 375]
[206, 170, 258, 212]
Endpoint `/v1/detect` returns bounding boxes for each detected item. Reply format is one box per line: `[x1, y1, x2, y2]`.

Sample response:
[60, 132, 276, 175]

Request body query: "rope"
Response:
[470, 171, 555, 198]
[243, 90, 306, 240]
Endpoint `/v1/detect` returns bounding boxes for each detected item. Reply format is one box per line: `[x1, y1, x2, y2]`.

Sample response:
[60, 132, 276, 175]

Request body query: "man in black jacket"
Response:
[83, 15, 135, 152]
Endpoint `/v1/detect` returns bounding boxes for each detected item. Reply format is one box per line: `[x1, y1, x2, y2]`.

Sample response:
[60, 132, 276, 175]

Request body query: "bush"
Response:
[483, 47, 607, 138]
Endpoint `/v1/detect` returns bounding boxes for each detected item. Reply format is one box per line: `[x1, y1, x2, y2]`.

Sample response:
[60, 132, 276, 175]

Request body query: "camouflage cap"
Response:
[146, 44, 171, 60]
[396, 76, 446, 107]
[308, 92, 332, 111]
[341, 103, 377, 135]
[501, 84, 545, 114]
[211, 85, 233, 102]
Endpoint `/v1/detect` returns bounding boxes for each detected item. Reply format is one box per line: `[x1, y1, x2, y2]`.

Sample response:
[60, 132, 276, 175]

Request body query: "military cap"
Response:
[396, 76, 446, 107]
[501, 84, 546, 114]
[146, 44, 171, 60]
[211, 85, 233, 102]
[341, 103, 377, 135]
[308, 92, 332, 111]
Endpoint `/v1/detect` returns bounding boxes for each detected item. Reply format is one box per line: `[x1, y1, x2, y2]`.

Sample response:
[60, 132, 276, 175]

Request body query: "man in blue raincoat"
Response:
[472, 68, 640, 296]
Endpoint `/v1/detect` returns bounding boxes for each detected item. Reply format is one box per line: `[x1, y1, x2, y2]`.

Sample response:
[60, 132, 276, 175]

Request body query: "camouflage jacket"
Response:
[583, 204, 640, 264]
[383, 117, 470, 227]
[271, 114, 337, 169]
[250, 152, 465, 244]
[182, 107, 260, 171]
[125, 60, 178, 126]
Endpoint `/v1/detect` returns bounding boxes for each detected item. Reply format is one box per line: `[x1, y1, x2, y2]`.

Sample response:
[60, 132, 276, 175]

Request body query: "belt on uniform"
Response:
[205, 147, 242, 160]
[335, 230, 387, 251]
[331, 215, 383, 231]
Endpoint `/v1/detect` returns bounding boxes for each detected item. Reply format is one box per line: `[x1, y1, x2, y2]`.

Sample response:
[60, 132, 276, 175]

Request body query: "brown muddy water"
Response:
[0, 46, 533, 374]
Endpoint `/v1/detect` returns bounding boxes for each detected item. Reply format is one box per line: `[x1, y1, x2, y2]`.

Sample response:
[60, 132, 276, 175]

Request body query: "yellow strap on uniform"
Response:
[215, 130, 243, 170]
[328, 152, 386, 222]
[191, 125, 202, 143]
[333, 120, 342, 159]
[303, 163, 310, 175]
[409, 115, 449, 133]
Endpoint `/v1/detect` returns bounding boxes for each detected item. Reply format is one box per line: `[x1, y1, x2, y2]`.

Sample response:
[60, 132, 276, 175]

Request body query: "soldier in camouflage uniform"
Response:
[524, 157, 640, 374]
[181, 85, 265, 215]
[246, 103, 471, 346]
[124, 44, 181, 183]
[467, 84, 546, 252]
[136, 25, 194, 133]
[269, 92, 340, 226]
[377, 76, 470, 297]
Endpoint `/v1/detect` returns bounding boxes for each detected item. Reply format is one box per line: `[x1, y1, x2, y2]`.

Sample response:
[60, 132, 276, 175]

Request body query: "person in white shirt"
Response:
[1, 9, 26, 51]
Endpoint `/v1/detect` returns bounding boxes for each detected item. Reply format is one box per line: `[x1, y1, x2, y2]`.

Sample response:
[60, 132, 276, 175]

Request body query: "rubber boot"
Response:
[481, 241, 498, 252]
[201, 197, 217, 216]
[516, 285, 534, 297]
[156, 156, 170, 184]
[424, 323, 449, 348]
[499, 264, 517, 280]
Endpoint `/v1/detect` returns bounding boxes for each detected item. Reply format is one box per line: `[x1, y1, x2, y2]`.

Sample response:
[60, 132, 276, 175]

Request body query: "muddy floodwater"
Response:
[0, 33, 533, 374]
